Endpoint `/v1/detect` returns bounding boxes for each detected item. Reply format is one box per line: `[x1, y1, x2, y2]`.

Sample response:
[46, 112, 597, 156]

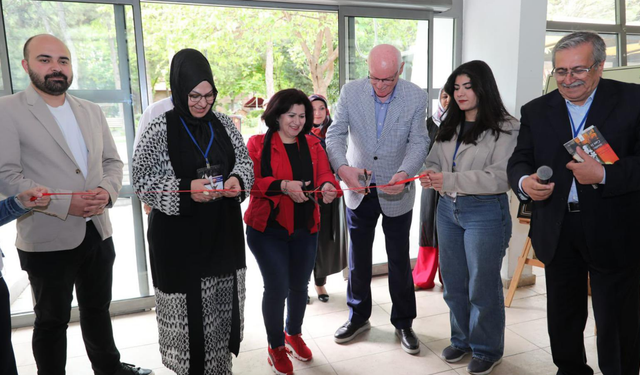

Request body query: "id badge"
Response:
[197, 164, 224, 201]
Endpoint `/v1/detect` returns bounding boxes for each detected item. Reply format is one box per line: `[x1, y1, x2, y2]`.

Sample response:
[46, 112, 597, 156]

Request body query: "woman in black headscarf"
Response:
[132, 49, 253, 375]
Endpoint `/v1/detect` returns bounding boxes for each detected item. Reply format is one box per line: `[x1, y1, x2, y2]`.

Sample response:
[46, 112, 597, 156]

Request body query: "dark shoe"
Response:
[307, 295, 311, 304]
[334, 320, 371, 343]
[441, 345, 470, 363]
[467, 357, 502, 375]
[318, 294, 329, 302]
[114, 363, 154, 375]
[395, 328, 420, 354]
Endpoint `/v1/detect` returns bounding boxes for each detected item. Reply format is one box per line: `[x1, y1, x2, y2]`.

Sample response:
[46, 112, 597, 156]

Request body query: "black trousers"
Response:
[545, 213, 640, 375]
[345, 189, 417, 329]
[1, 276, 18, 375]
[18, 222, 121, 375]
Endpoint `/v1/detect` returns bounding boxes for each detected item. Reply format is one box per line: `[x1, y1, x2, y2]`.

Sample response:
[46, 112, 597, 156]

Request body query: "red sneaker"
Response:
[285, 332, 313, 361]
[267, 345, 293, 375]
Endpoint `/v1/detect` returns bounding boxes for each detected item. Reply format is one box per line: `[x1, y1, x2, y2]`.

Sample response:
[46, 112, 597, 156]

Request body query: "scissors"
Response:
[304, 184, 322, 206]
[361, 168, 372, 195]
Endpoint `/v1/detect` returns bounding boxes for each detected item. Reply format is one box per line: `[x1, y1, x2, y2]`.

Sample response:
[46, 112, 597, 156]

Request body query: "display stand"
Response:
[505, 218, 544, 308]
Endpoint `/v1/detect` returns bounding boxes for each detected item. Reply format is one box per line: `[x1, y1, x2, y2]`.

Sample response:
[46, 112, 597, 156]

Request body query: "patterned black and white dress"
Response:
[133, 110, 253, 375]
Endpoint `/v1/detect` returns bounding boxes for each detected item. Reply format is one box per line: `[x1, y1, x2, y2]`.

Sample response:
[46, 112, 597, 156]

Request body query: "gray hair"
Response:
[552, 31, 606, 68]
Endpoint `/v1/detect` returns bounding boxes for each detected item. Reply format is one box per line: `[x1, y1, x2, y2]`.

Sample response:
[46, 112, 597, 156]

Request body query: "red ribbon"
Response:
[32, 174, 427, 199]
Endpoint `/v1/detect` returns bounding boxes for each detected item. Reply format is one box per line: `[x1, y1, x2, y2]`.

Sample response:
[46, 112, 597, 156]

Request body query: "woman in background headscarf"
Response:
[413, 88, 450, 290]
[133, 48, 253, 375]
[308, 94, 348, 303]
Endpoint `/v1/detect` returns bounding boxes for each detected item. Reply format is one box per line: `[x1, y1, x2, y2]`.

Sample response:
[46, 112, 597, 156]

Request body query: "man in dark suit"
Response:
[507, 31, 640, 375]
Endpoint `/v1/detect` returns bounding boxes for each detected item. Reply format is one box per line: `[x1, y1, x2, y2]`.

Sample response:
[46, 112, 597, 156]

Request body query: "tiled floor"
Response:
[12, 264, 602, 375]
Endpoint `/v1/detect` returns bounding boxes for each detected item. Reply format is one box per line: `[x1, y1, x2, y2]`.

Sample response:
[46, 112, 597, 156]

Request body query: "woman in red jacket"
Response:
[244, 89, 342, 375]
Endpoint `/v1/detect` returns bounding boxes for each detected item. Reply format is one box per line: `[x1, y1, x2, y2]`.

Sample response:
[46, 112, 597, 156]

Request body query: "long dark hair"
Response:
[436, 60, 512, 144]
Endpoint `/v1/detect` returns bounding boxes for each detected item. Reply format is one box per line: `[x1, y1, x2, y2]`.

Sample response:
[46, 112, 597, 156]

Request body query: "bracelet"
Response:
[282, 180, 290, 195]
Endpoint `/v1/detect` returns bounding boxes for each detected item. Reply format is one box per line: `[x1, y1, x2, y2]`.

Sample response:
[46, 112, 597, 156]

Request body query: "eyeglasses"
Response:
[367, 72, 398, 84]
[188, 90, 216, 103]
[551, 62, 598, 79]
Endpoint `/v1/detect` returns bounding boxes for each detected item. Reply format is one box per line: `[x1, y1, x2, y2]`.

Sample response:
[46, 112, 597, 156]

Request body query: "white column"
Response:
[461, 0, 548, 287]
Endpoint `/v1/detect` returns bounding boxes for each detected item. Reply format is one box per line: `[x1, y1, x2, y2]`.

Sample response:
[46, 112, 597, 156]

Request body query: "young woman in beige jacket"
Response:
[420, 60, 519, 375]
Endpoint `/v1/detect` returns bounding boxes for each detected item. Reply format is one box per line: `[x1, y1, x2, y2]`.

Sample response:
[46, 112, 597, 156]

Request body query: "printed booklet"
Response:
[563, 125, 619, 164]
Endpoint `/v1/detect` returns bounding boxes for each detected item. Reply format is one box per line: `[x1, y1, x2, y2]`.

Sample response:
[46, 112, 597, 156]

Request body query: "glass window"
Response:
[126, 7, 143, 127]
[3, 1, 149, 316]
[543, 31, 618, 88]
[628, 34, 640, 65]
[547, 0, 616, 25]
[98, 103, 130, 185]
[628, 0, 640, 25]
[433, 18, 454, 89]
[141, 3, 339, 138]
[7, 196, 148, 315]
[346, 17, 429, 90]
[3, 1, 123, 92]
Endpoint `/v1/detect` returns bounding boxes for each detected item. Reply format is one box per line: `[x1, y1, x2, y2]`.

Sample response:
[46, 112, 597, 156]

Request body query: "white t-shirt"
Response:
[47, 99, 89, 178]
[133, 97, 174, 153]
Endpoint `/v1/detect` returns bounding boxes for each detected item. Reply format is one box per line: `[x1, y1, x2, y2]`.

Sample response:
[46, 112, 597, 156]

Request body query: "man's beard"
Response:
[28, 68, 72, 96]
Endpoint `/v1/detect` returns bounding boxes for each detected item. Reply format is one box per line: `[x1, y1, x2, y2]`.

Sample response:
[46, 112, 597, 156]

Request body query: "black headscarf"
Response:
[166, 48, 234, 184]
[169, 48, 218, 125]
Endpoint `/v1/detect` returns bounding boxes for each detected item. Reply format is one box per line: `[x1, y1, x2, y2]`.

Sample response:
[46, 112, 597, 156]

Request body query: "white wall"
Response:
[462, 0, 547, 117]
[461, 0, 548, 284]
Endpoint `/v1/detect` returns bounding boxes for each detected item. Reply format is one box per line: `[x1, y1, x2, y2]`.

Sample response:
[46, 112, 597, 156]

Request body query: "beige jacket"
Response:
[0, 85, 123, 252]
[424, 118, 519, 195]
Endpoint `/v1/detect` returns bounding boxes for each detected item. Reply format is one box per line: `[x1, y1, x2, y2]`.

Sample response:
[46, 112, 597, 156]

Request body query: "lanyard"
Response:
[452, 122, 466, 167]
[180, 117, 214, 168]
[567, 102, 593, 138]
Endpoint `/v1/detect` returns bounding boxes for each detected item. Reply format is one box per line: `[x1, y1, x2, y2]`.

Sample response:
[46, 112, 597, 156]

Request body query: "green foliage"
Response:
[349, 18, 421, 80]
[2, 0, 424, 132]
[3, 0, 121, 92]
[140, 5, 341, 107]
[627, 0, 640, 24]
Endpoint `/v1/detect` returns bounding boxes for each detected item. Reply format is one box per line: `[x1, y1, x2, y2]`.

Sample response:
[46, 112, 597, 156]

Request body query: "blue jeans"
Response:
[437, 194, 511, 362]
[247, 226, 318, 348]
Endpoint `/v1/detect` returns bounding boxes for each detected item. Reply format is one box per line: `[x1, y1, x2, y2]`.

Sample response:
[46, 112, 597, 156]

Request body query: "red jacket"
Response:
[244, 132, 342, 235]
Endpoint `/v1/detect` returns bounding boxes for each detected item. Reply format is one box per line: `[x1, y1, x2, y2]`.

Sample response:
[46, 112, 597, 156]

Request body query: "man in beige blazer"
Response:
[0, 34, 151, 375]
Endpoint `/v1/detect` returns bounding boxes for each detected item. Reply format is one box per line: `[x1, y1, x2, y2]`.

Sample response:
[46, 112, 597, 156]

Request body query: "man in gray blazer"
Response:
[0, 34, 151, 375]
[326, 44, 429, 354]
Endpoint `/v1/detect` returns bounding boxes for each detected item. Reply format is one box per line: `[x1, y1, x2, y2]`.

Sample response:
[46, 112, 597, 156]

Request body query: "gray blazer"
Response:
[424, 118, 520, 195]
[326, 78, 429, 217]
[0, 85, 123, 252]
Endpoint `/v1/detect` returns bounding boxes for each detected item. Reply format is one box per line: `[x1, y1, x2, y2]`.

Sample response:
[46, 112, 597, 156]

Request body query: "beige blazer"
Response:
[0, 85, 123, 252]
[424, 118, 519, 195]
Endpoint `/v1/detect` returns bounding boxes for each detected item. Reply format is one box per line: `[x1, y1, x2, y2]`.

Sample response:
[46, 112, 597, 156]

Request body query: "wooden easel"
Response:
[505, 218, 544, 307]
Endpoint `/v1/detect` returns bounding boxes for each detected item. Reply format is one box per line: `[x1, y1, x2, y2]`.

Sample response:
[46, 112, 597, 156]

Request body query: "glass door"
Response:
[339, 6, 432, 273]
[1, 0, 153, 327]
[0, 0, 10, 97]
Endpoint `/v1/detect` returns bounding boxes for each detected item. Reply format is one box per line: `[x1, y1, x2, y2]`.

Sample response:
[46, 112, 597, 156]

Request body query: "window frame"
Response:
[546, 0, 640, 66]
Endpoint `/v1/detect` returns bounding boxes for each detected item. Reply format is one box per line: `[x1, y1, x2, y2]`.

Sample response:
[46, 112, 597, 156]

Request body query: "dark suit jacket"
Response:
[507, 78, 640, 269]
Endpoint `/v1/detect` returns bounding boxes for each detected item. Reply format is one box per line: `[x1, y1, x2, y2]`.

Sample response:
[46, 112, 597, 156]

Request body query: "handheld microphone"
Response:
[537, 165, 553, 184]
